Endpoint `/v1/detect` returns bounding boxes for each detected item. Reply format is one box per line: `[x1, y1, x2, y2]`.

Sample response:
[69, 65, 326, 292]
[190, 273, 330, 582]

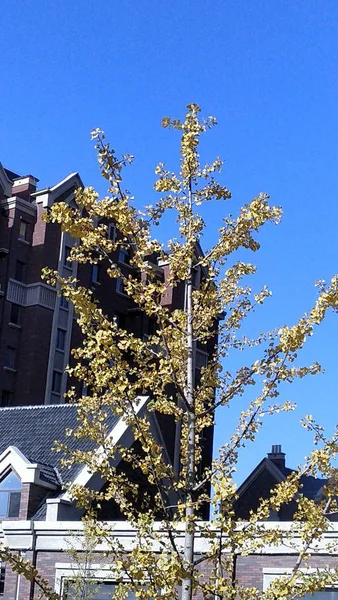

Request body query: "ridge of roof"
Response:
[0, 404, 78, 411]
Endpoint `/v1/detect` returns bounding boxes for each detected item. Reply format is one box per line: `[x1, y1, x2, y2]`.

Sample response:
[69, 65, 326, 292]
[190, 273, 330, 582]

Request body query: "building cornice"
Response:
[2, 520, 338, 553]
[32, 172, 83, 207]
[0, 196, 37, 217]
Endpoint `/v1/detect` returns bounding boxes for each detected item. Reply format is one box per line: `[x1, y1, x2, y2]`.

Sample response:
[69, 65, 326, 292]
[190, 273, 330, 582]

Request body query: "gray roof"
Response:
[277, 466, 326, 499]
[4, 167, 20, 181]
[0, 404, 119, 485]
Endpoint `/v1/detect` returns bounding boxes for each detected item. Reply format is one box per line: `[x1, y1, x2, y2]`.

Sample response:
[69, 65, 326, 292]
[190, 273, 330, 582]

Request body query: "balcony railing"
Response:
[7, 280, 56, 310]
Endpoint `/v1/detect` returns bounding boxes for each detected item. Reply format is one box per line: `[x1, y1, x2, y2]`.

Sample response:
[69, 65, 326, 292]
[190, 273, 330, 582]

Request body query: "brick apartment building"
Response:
[0, 160, 215, 517]
[0, 164, 85, 407]
[0, 164, 336, 599]
[0, 162, 213, 407]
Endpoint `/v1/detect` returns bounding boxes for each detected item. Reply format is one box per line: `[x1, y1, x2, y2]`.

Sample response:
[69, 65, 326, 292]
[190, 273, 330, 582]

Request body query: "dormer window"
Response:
[0, 471, 21, 518]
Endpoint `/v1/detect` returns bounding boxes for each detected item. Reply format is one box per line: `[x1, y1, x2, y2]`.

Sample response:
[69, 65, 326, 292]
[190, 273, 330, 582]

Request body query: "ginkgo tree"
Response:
[3, 103, 338, 600]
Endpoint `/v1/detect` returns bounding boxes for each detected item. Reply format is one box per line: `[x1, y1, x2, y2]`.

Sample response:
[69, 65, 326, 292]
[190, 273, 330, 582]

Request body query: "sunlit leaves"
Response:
[13, 104, 338, 600]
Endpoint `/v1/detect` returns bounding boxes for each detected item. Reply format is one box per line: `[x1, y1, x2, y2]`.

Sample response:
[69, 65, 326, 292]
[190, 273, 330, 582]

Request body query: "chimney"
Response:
[12, 175, 39, 202]
[267, 444, 286, 471]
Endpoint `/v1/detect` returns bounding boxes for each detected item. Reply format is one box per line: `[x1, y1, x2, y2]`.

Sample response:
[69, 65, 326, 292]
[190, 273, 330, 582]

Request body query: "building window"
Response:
[116, 278, 127, 295]
[0, 565, 5, 595]
[9, 304, 20, 325]
[19, 220, 28, 241]
[263, 569, 338, 598]
[91, 264, 100, 284]
[14, 261, 25, 282]
[51, 371, 62, 394]
[148, 318, 156, 336]
[4, 347, 16, 371]
[194, 350, 208, 386]
[195, 350, 208, 370]
[56, 328, 66, 351]
[0, 391, 12, 407]
[301, 593, 338, 599]
[192, 265, 201, 289]
[108, 224, 116, 241]
[0, 471, 21, 518]
[64, 581, 120, 599]
[60, 295, 69, 310]
[118, 248, 131, 265]
[64, 246, 72, 269]
[115, 312, 126, 329]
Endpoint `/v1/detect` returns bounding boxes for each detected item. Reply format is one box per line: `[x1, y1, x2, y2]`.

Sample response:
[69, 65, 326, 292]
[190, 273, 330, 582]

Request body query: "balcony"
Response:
[7, 280, 56, 310]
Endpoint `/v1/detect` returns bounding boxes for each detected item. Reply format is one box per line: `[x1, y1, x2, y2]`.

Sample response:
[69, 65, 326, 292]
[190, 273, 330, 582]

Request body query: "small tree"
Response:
[3, 104, 338, 599]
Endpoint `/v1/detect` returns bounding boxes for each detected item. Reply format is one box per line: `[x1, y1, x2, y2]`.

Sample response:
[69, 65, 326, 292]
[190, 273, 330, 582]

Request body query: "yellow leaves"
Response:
[154, 166, 181, 193]
[254, 286, 271, 304]
[31, 104, 338, 600]
[208, 193, 282, 265]
[279, 319, 312, 352]
[213, 475, 237, 504]
[278, 277, 338, 354]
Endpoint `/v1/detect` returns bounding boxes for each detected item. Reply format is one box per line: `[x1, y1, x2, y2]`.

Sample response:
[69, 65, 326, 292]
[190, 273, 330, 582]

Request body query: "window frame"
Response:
[263, 568, 338, 597]
[116, 277, 127, 296]
[18, 220, 28, 241]
[60, 295, 69, 310]
[55, 564, 143, 600]
[56, 328, 67, 352]
[115, 311, 126, 329]
[91, 264, 100, 284]
[108, 224, 116, 241]
[9, 304, 20, 325]
[118, 248, 131, 265]
[4, 346, 16, 371]
[63, 246, 72, 270]
[195, 349, 208, 371]
[14, 260, 25, 282]
[0, 470, 21, 519]
[192, 265, 201, 289]
[0, 390, 12, 407]
[63, 579, 118, 599]
[51, 370, 63, 394]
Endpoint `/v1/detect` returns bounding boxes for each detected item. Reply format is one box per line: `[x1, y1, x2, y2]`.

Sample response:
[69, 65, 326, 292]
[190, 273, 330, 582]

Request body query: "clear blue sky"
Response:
[2, 0, 338, 483]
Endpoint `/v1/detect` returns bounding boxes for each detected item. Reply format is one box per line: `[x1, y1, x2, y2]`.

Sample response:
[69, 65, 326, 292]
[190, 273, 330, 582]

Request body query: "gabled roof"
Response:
[234, 446, 328, 520]
[236, 456, 287, 498]
[0, 446, 60, 488]
[237, 456, 327, 501]
[31, 172, 83, 207]
[0, 399, 163, 521]
[0, 162, 14, 197]
[0, 404, 119, 484]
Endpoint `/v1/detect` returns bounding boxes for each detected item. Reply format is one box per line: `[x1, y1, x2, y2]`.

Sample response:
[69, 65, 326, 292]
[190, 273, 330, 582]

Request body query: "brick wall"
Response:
[2, 547, 337, 600]
[18, 483, 48, 520]
[236, 553, 338, 591]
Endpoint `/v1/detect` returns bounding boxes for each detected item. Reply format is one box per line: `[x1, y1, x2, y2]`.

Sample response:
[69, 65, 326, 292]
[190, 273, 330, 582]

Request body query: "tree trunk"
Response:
[181, 185, 196, 600]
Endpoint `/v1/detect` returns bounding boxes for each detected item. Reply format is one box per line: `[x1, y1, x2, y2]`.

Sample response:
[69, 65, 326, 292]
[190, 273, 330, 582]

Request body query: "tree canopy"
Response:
[2, 104, 338, 600]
